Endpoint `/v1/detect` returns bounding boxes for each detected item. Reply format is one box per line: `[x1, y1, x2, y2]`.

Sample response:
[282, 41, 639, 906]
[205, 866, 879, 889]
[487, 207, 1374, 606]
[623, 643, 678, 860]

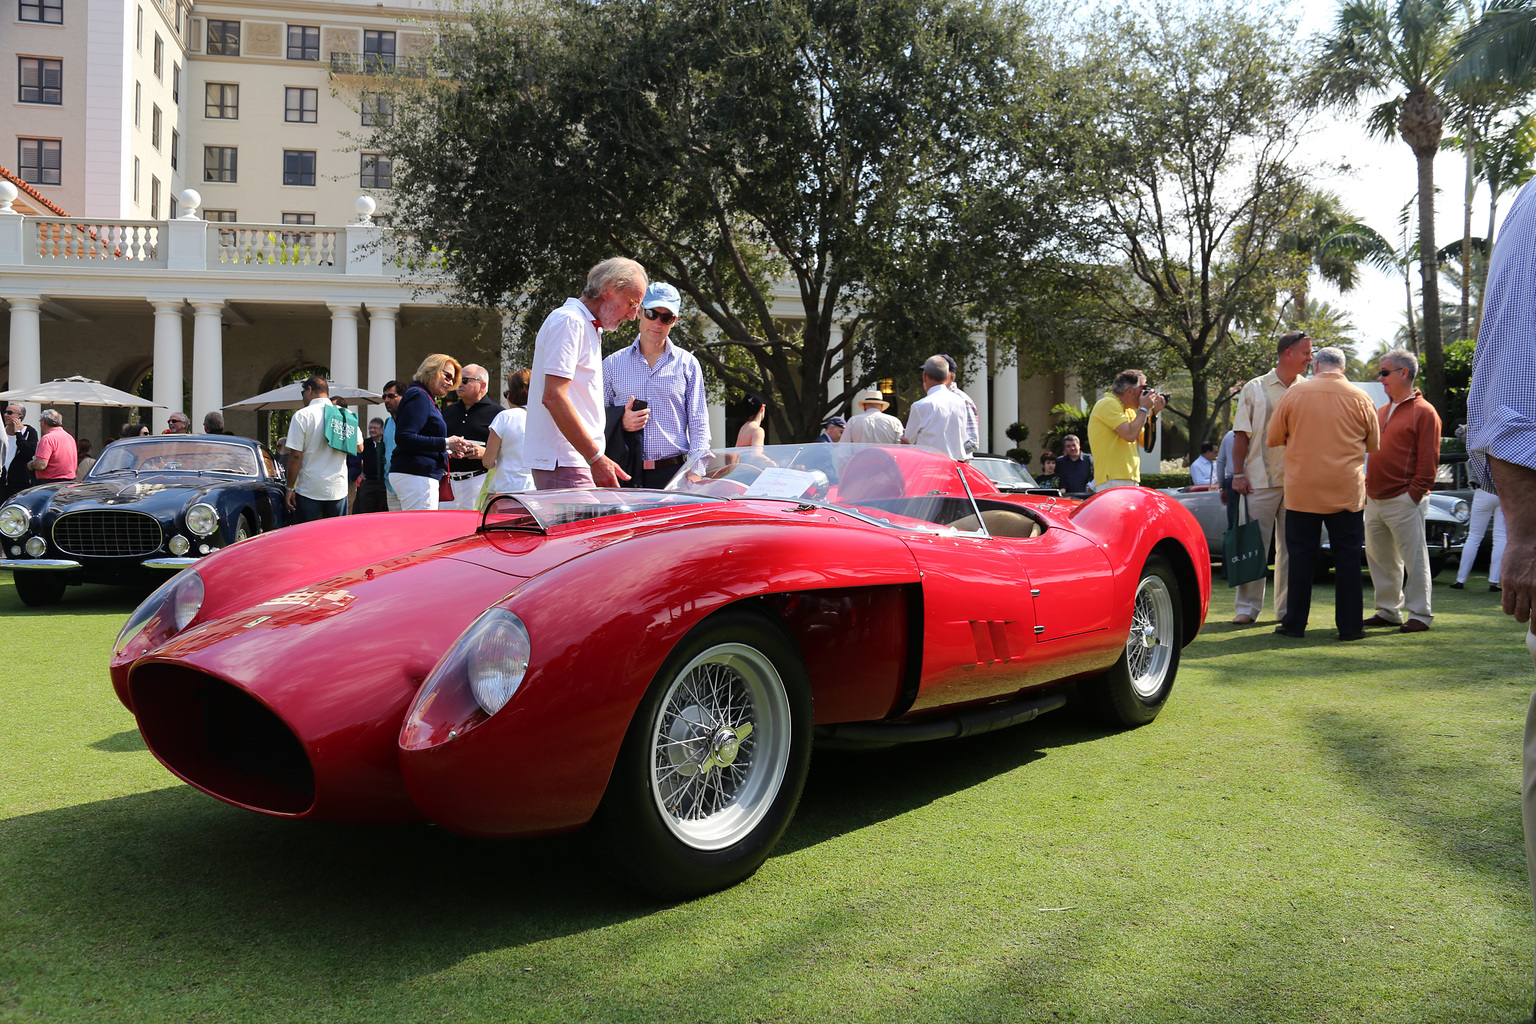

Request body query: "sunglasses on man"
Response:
[643, 307, 678, 325]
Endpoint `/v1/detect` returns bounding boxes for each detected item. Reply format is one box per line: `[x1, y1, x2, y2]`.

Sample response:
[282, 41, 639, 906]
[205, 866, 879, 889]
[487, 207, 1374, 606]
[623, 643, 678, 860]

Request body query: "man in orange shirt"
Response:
[1266, 346, 1381, 640]
[1362, 349, 1441, 634]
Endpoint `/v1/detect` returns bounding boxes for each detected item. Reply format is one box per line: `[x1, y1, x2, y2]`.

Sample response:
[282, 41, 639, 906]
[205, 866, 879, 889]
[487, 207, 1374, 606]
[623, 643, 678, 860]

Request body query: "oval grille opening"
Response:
[53, 510, 164, 557]
[130, 666, 315, 815]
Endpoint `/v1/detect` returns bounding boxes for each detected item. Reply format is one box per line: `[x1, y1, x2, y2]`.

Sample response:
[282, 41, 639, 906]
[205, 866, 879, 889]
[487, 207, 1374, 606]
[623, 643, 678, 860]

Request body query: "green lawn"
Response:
[1, 570, 1532, 1023]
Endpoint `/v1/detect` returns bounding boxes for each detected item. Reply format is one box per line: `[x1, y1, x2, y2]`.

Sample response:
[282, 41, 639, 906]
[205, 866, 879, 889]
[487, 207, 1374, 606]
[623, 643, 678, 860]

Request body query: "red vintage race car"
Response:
[110, 444, 1210, 898]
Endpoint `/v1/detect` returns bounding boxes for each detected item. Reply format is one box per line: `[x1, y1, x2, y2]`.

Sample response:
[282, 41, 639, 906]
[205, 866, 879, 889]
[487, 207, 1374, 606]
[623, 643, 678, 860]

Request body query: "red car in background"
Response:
[110, 444, 1210, 898]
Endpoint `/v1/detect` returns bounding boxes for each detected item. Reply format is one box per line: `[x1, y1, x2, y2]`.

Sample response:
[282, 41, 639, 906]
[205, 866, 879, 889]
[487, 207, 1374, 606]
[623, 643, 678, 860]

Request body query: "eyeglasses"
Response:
[460, 377, 486, 385]
[383, 393, 400, 401]
[644, 308, 678, 325]
[1376, 367, 1401, 377]
[440, 370, 457, 383]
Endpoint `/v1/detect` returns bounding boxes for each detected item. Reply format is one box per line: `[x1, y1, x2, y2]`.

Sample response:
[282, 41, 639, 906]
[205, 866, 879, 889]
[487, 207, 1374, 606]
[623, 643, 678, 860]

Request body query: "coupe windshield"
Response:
[93, 439, 259, 477]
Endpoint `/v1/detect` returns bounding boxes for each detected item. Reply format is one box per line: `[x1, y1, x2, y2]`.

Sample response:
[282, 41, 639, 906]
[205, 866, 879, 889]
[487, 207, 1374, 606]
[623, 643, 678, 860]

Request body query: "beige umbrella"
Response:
[0, 375, 162, 435]
[224, 381, 382, 412]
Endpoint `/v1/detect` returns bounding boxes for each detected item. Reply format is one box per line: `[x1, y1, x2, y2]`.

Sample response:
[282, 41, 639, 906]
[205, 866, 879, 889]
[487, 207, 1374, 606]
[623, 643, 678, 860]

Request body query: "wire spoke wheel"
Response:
[648, 642, 791, 851]
[1125, 572, 1176, 699]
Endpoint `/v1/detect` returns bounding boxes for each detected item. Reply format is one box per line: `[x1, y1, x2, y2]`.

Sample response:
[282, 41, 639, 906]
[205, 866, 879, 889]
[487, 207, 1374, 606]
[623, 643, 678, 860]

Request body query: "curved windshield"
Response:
[972, 456, 1039, 489]
[482, 489, 721, 532]
[667, 444, 987, 534]
[93, 439, 260, 477]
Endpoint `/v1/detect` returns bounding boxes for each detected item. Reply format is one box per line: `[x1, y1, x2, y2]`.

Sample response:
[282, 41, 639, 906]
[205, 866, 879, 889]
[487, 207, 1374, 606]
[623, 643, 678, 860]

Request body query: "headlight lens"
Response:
[0, 504, 30, 539]
[401, 607, 531, 749]
[1451, 499, 1470, 523]
[185, 503, 219, 537]
[24, 537, 46, 557]
[115, 570, 205, 656]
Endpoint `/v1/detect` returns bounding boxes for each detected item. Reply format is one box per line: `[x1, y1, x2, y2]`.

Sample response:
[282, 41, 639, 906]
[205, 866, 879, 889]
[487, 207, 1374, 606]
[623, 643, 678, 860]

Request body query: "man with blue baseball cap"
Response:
[602, 281, 712, 488]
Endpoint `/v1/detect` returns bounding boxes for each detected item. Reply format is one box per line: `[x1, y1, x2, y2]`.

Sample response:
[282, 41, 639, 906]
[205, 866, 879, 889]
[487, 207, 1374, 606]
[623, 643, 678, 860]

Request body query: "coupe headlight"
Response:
[1451, 499, 1470, 523]
[401, 608, 531, 749]
[115, 570, 205, 657]
[185, 503, 219, 538]
[0, 504, 30, 539]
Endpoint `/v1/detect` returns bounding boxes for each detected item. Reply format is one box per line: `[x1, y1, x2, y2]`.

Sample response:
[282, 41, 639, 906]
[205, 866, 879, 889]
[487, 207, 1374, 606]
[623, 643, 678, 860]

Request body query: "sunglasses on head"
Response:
[643, 307, 678, 325]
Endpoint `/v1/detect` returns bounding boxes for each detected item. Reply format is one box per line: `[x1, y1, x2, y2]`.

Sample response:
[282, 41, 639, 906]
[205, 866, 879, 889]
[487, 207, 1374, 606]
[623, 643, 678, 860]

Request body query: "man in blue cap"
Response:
[816, 416, 846, 443]
[602, 281, 711, 488]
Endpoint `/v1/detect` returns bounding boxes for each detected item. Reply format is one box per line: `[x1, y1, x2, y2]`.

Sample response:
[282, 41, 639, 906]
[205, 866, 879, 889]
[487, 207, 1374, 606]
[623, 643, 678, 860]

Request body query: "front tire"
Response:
[13, 570, 67, 607]
[593, 608, 812, 900]
[1084, 553, 1182, 727]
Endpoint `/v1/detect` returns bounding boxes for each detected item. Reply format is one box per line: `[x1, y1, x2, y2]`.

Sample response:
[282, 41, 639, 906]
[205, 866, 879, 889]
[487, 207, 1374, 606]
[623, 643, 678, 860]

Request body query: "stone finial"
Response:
[0, 181, 18, 215]
[355, 195, 377, 225]
[179, 189, 202, 219]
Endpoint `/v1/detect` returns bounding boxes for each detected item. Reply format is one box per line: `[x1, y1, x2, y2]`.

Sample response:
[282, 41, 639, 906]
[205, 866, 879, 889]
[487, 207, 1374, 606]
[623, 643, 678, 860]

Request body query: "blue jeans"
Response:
[1282, 507, 1364, 636]
[294, 493, 347, 523]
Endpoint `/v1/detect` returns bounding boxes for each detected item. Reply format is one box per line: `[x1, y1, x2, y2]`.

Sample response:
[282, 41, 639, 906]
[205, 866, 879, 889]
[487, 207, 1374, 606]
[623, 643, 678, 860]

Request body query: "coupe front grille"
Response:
[52, 510, 164, 557]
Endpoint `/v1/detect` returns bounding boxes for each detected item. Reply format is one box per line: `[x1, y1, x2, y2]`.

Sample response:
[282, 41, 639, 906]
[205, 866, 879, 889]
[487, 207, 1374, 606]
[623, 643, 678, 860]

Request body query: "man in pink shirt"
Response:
[27, 409, 78, 482]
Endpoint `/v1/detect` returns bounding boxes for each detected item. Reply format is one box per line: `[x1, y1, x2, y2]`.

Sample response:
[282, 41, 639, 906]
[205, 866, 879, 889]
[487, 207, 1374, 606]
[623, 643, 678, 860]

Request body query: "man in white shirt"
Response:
[284, 376, 356, 522]
[902, 355, 970, 460]
[842, 388, 903, 444]
[527, 257, 648, 489]
[1190, 442, 1217, 487]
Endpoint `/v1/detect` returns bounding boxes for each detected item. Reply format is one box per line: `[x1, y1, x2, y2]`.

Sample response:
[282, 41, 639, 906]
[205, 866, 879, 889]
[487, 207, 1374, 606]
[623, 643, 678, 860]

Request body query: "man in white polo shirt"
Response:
[284, 376, 357, 522]
[527, 257, 648, 489]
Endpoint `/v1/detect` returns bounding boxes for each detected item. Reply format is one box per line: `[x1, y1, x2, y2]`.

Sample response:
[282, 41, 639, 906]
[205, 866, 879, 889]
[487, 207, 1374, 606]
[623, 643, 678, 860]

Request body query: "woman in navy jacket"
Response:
[388, 353, 461, 510]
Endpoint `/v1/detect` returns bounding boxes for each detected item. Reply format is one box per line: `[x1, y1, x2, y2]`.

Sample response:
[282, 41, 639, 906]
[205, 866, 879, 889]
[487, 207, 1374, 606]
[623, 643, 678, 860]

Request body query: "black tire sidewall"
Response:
[1093, 553, 1182, 727]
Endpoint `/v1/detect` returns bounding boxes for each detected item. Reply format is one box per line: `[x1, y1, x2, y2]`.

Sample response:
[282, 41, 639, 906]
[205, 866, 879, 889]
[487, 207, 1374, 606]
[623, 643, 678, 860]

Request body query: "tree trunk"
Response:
[1476, 191, 1500, 342]
[1402, 87, 1445, 411]
[1461, 114, 1475, 343]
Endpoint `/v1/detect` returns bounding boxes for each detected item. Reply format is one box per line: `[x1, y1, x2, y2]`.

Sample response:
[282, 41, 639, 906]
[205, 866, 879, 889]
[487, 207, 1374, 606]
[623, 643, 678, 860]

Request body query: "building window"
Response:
[18, 138, 61, 186]
[19, 57, 62, 105]
[284, 87, 317, 123]
[150, 176, 160, 218]
[360, 152, 392, 189]
[363, 30, 396, 71]
[207, 19, 240, 56]
[169, 195, 178, 219]
[153, 34, 163, 78]
[361, 92, 392, 126]
[282, 149, 316, 186]
[281, 211, 315, 246]
[172, 63, 180, 104]
[136, 6, 143, 51]
[171, 128, 178, 169]
[134, 81, 142, 125]
[174, 3, 181, 35]
[204, 209, 237, 221]
[287, 25, 319, 61]
[205, 82, 238, 118]
[203, 146, 237, 183]
[133, 156, 140, 202]
[151, 105, 162, 149]
[19, 0, 63, 23]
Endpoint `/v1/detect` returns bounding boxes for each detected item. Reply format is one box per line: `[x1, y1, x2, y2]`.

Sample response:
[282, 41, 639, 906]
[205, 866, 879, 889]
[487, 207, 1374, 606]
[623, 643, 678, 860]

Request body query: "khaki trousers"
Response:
[1364, 492, 1433, 626]
[1234, 486, 1288, 622]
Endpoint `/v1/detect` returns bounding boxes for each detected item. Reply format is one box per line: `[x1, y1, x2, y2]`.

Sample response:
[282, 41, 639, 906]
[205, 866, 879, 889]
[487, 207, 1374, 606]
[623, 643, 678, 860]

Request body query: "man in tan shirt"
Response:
[1266, 346, 1381, 640]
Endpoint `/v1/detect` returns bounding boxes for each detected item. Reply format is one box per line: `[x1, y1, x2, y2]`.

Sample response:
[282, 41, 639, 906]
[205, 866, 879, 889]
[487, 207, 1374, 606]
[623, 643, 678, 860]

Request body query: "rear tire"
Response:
[1084, 554, 1182, 727]
[14, 570, 67, 607]
[593, 608, 812, 900]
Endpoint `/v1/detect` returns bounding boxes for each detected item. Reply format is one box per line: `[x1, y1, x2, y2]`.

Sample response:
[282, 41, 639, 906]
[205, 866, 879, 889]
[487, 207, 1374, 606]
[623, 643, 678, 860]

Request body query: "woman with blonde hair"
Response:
[388, 353, 464, 510]
[481, 369, 535, 503]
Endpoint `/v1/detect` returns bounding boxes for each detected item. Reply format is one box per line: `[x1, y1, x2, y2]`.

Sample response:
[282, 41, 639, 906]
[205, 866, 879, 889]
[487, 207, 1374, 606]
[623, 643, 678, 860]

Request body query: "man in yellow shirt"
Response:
[1088, 369, 1165, 490]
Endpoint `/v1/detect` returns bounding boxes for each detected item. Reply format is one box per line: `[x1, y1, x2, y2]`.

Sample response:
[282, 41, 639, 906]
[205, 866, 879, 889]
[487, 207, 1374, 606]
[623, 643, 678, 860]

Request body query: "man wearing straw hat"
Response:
[841, 388, 903, 444]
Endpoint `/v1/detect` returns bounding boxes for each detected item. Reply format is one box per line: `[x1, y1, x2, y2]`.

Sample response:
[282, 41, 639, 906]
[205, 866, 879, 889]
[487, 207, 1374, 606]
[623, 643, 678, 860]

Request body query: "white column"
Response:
[150, 299, 185, 433]
[992, 343, 1019, 457]
[826, 325, 844, 416]
[709, 400, 726, 452]
[967, 332, 988, 453]
[328, 302, 361, 390]
[189, 300, 224, 431]
[365, 303, 397, 424]
[4, 296, 43, 423]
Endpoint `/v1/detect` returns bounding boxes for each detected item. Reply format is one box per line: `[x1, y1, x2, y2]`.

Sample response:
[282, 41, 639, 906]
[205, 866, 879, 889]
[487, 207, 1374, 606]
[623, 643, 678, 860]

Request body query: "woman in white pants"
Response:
[1454, 486, 1506, 590]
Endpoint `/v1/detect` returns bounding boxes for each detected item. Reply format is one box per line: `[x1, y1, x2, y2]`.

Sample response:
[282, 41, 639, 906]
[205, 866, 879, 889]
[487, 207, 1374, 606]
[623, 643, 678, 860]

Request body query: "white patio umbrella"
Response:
[0, 375, 163, 435]
[224, 381, 383, 412]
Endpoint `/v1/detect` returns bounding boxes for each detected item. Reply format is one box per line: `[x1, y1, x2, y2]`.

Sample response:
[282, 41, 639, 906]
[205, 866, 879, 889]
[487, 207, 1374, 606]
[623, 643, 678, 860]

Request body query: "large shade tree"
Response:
[1312, 0, 1467, 413]
[367, 0, 1070, 440]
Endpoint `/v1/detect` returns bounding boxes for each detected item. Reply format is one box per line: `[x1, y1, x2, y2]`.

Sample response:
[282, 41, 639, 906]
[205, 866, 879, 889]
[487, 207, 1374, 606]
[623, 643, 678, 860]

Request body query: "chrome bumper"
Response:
[0, 559, 82, 571]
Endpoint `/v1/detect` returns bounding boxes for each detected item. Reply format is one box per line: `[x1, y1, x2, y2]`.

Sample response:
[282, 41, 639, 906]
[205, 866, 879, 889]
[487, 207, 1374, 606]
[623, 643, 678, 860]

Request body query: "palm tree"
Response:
[1274, 190, 1379, 322]
[1449, 0, 1536, 88]
[1320, 201, 1423, 353]
[1313, 0, 1468, 411]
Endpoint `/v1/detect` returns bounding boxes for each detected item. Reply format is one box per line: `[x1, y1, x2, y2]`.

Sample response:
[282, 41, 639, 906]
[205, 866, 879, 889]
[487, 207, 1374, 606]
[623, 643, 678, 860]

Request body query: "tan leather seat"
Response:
[950, 508, 1043, 538]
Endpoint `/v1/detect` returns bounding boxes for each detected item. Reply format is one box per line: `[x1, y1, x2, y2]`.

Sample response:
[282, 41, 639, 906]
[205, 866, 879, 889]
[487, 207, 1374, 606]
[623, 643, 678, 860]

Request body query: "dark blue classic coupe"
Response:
[0, 434, 288, 606]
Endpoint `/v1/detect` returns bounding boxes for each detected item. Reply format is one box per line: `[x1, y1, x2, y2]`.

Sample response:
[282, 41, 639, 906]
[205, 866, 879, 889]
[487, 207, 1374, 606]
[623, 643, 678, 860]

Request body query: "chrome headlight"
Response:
[401, 608, 532, 749]
[115, 570, 205, 656]
[0, 504, 30, 539]
[1451, 499, 1470, 523]
[185, 503, 219, 537]
[24, 537, 46, 557]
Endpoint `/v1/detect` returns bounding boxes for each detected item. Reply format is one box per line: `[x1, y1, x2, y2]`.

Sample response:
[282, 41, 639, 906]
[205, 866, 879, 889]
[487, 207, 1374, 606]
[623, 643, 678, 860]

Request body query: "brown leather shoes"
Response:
[1361, 615, 1399, 629]
[1400, 619, 1430, 633]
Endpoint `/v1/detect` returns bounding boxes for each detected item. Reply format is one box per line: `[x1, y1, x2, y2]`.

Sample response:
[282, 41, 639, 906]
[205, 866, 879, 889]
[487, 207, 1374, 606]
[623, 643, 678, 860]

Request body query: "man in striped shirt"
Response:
[1467, 175, 1536, 1013]
[602, 282, 711, 488]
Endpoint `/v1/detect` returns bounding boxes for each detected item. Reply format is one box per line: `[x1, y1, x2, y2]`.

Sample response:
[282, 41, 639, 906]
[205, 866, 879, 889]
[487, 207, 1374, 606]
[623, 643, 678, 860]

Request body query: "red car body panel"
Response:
[112, 445, 1211, 841]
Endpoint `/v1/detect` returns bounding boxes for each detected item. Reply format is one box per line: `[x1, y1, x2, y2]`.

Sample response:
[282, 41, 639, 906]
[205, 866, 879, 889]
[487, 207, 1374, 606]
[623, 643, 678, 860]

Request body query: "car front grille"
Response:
[52, 510, 164, 557]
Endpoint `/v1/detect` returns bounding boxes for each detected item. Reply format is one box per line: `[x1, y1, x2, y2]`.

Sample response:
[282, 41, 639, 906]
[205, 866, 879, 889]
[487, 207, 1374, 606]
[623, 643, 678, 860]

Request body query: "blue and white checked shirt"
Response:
[602, 339, 712, 462]
[948, 382, 980, 452]
[1468, 177, 1536, 491]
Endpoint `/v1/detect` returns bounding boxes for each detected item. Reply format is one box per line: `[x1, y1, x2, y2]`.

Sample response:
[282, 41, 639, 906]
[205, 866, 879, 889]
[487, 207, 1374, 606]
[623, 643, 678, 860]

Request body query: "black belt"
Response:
[449, 470, 485, 481]
[642, 454, 687, 471]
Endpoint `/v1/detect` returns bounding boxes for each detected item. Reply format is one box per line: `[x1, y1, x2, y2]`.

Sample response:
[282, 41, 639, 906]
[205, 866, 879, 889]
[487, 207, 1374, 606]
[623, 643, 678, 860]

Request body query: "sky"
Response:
[1291, 0, 1509, 355]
